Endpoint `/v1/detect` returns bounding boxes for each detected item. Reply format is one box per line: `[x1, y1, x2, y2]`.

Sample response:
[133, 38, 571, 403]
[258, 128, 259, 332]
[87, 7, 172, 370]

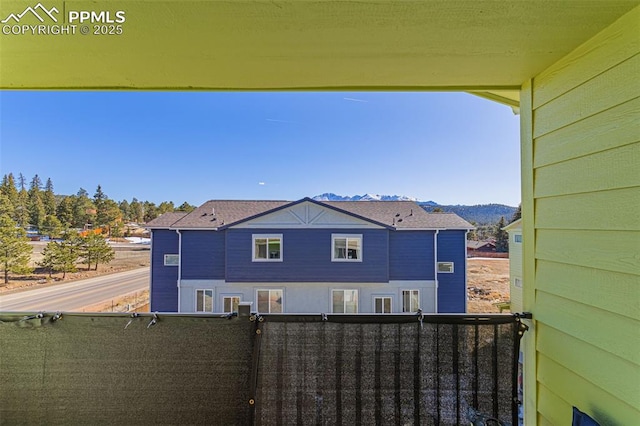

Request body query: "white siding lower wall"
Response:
[180, 279, 436, 314]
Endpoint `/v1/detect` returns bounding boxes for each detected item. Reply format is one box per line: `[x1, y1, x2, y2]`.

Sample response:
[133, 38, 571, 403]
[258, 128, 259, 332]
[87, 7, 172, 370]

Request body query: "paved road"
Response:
[0, 268, 149, 312]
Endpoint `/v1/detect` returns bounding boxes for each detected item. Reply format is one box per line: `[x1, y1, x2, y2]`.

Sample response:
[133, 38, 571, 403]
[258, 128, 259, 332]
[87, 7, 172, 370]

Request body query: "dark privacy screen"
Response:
[0, 313, 526, 425]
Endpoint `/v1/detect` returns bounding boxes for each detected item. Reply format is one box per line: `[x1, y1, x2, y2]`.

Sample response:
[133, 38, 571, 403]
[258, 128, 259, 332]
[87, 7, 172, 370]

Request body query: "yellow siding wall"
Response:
[523, 6, 640, 425]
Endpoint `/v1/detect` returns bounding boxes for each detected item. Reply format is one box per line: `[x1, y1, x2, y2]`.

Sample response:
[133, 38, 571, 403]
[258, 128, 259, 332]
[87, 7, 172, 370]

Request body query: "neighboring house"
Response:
[146, 198, 473, 314]
[467, 240, 497, 256]
[503, 219, 523, 313]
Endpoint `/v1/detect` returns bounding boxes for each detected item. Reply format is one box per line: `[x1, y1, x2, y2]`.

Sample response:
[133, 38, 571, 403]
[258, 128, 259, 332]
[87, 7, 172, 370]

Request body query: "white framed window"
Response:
[402, 290, 420, 313]
[164, 254, 179, 266]
[332, 234, 362, 261]
[514, 234, 523, 243]
[373, 296, 393, 313]
[437, 261, 454, 273]
[332, 289, 358, 313]
[222, 295, 241, 313]
[256, 289, 283, 313]
[252, 234, 282, 261]
[514, 277, 523, 288]
[196, 289, 214, 312]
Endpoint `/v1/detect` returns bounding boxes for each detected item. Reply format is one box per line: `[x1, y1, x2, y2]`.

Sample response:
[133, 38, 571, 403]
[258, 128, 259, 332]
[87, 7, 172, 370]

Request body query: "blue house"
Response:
[146, 198, 473, 314]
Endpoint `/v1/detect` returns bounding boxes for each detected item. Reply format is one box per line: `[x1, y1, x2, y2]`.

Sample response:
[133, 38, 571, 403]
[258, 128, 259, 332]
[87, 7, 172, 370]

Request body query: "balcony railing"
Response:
[0, 311, 528, 425]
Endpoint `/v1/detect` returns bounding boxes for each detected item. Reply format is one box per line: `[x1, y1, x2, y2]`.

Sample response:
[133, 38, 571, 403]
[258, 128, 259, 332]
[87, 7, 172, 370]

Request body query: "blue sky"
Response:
[0, 91, 520, 206]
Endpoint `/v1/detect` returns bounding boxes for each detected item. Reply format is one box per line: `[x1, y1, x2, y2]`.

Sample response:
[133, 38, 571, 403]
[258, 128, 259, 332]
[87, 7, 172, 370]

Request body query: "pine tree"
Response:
[43, 178, 57, 216]
[0, 193, 15, 219]
[80, 233, 115, 271]
[38, 241, 60, 277]
[494, 216, 509, 253]
[176, 202, 196, 213]
[42, 215, 64, 239]
[55, 230, 81, 279]
[16, 177, 29, 228]
[119, 199, 130, 221]
[56, 196, 75, 227]
[0, 214, 33, 284]
[129, 198, 143, 222]
[510, 204, 522, 223]
[0, 174, 19, 220]
[73, 188, 95, 228]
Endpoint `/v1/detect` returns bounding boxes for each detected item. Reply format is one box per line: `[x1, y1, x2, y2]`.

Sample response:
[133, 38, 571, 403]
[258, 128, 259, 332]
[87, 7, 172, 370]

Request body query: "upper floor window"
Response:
[164, 254, 179, 266]
[257, 289, 283, 313]
[402, 290, 420, 313]
[332, 289, 358, 313]
[332, 234, 362, 261]
[196, 289, 213, 312]
[514, 234, 523, 243]
[437, 262, 454, 273]
[253, 234, 282, 261]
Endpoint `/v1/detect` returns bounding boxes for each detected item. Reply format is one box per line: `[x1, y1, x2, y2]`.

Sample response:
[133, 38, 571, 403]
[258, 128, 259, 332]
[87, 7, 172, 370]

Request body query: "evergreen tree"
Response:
[119, 199, 130, 221]
[494, 216, 509, 252]
[129, 198, 143, 223]
[42, 215, 64, 239]
[38, 241, 60, 278]
[0, 174, 19, 220]
[510, 204, 522, 223]
[80, 233, 115, 271]
[0, 214, 33, 284]
[143, 201, 159, 222]
[56, 196, 75, 227]
[16, 179, 29, 228]
[28, 193, 46, 231]
[158, 201, 175, 214]
[176, 202, 196, 213]
[93, 185, 107, 225]
[55, 230, 82, 279]
[0, 193, 15, 219]
[72, 188, 95, 228]
[43, 178, 57, 216]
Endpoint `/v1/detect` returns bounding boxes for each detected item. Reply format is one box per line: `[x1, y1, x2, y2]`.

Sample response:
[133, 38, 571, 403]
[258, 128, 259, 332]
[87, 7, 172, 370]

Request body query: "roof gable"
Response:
[230, 199, 387, 229]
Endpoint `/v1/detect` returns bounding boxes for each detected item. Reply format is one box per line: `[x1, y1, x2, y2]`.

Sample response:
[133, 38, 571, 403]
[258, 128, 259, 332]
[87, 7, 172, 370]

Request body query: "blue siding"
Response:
[436, 230, 467, 313]
[150, 229, 179, 312]
[181, 231, 225, 280]
[389, 231, 435, 280]
[225, 228, 389, 282]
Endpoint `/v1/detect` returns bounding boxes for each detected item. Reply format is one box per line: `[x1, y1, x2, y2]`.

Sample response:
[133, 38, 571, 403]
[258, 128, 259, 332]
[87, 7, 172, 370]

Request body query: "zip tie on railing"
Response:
[221, 312, 237, 319]
[321, 313, 328, 321]
[124, 313, 139, 329]
[417, 309, 424, 330]
[51, 312, 63, 322]
[21, 312, 44, 322]
[147, 313, 159, 328]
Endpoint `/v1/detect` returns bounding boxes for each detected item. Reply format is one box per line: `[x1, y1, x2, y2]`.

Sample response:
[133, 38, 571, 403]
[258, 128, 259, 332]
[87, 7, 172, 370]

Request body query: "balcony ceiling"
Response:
[0, 0, 637, 100]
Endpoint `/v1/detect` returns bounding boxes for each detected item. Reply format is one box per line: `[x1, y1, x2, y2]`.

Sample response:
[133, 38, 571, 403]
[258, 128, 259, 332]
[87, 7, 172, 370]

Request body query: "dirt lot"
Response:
[467, 257, 511, 313]
[0, 242, 151, 294]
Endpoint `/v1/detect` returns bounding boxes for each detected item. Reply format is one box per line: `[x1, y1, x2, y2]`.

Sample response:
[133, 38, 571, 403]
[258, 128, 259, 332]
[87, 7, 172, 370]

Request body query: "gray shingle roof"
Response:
[147, 198, 473, 230]
[144, 212, 188, 228]
[170, 200, 290, 229]
[323, 201, 473, 229]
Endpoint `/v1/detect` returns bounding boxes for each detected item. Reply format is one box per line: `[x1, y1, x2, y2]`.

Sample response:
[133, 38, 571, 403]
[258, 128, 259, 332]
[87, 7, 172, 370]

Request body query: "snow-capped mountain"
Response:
[312, 193, 423, 202]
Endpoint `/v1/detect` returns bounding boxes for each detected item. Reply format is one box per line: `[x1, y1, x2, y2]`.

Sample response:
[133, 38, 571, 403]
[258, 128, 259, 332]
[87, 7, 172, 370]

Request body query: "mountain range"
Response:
[311, 193, 517, 225]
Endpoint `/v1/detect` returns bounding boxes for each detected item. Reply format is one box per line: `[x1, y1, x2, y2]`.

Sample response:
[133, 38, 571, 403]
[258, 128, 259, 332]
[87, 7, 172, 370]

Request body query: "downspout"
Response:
[465, 230, 469, 313]
[434, 230, 439, 313]
[176, 229, 182, 313]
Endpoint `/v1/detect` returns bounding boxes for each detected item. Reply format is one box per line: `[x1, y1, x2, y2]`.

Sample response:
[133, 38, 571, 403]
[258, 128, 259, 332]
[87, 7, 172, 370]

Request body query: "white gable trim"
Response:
[230, 201, 384, 229]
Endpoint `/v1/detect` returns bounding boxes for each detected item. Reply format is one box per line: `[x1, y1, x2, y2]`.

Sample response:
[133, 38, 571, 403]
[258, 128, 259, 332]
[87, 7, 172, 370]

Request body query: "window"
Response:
[402, 290, 420, 312]
[164, 254, 179, 266]
[332, 234, 362, 261]
[374, 296, 392, 313]
[196, 289, 213, 312]
[253, 234, 282, 261]
[437, 262, 454, 273]
[222, 296, 241, 313]
[514, 278, 523, 288]
[332, 290, 358, 313]
[257, 289, 283, 313]
[514, 234, 522, 243]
